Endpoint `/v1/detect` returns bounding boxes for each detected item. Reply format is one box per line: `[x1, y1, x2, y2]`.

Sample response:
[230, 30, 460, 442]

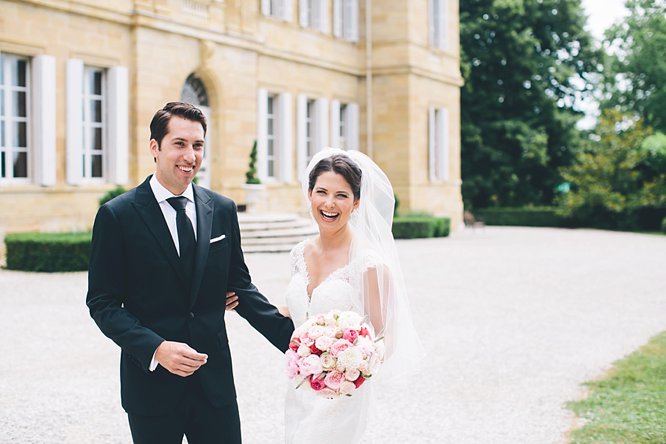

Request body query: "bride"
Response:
[228, 148, 423, 443]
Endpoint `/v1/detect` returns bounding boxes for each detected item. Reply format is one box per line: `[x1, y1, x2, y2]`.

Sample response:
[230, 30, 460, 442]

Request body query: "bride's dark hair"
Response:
[308, 154, 362, 200]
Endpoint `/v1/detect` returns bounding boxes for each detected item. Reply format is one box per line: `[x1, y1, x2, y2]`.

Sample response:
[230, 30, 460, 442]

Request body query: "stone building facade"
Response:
[0, 0, 463, 238]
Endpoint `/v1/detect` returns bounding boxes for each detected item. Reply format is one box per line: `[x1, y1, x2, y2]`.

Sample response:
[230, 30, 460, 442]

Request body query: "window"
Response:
[181, 73, 211, 189]
[330, 100, 359, 150]
[0, 53, 55, 186]
[0, 54, 29, 182]
[428, 0, 448, 50]
[82, 67, 105, 180]
[257, 89, 292, 182]
[428, 106, 449, 181]
[333, 0, 358, 42]
[300, 0, 327, 32]
[297, 95, 328, 179]
[261, 0, 292, 21]
[67, 60, 128, 185]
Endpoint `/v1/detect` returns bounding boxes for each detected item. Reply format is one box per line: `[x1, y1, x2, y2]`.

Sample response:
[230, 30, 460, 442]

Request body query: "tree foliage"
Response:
[460, 0, 601, 208]
[557, 109, 666, 229]
[602, 0, 666, 133]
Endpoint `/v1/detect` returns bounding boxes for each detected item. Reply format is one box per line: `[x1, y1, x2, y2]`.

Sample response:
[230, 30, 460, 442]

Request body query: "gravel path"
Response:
[1, 227, 665, 443]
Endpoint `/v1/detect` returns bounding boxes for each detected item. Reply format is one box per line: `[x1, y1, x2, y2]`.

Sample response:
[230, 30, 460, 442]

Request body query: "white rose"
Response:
[345, 368, 360, 381]
[320, 352, 336, 370]
[297, 344, 311, 357]
[307, 325, 324, 340]
[339, 380, 356, 396]
[337, 347, 363, 371]
[315, 335, 335, 351]
[337, 311, 363, 330]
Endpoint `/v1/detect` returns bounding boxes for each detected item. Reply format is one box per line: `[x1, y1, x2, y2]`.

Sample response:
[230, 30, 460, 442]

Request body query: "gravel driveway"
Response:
[1, 227, 665, 443]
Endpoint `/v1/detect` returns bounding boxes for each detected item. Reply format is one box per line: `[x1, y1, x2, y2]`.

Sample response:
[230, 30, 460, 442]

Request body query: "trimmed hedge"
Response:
[5, 232, 91, 272]
[474, 206, 572, 227]
[662, 217, 666, 234]
[392, 216, 450, 239]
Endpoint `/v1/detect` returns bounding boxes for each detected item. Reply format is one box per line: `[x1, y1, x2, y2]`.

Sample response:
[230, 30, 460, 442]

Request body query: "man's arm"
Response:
[226, 206, 294, 352]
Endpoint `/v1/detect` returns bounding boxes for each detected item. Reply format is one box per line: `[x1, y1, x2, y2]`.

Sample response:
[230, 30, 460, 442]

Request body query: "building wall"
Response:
[0, 0, 464, 247]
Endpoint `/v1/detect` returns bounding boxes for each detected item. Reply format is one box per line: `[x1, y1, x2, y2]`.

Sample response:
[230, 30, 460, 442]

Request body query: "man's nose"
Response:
[183, 145, 196, 162]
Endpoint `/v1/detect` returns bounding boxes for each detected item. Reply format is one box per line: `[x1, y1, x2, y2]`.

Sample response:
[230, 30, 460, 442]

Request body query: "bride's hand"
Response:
[225, 291, 238, 311]
[277, 305, 290, 318]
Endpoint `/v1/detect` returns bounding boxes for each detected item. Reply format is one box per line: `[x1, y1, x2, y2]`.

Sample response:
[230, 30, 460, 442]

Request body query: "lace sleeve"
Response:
[289, 240, 308, 277]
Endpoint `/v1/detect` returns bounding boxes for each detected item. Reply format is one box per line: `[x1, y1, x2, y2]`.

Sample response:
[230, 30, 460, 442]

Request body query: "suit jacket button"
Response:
[189, 312, 195, 318]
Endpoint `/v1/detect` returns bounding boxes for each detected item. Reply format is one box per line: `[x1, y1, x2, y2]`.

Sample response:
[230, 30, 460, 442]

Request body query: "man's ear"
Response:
[149, 139, 159, 162]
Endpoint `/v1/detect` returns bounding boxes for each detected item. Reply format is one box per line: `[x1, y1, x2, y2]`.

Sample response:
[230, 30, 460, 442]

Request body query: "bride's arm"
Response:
[226, 291, 290, 318]
[362, 265, 391, 336]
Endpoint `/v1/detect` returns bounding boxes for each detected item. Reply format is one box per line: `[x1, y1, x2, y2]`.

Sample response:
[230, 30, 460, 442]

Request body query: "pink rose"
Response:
[324, 371, 345, 390]
[309, 343, 322, 356]
[289, 338, 300, 351]
[317, 388, 337, 398]
[330, 339, 352, 357]
[310, 374, 326, 391]
[342, 328, 359, 343]
[285, 350, 300, 378]
[354, 375, 366, 388]
[339, 380, 356, 396]
[359, 326, 370, 337]
[300, 354, 323, 376]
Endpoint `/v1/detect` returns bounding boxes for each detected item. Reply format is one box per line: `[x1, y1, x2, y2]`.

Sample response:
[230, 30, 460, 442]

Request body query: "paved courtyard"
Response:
[1, 227, 665, 443]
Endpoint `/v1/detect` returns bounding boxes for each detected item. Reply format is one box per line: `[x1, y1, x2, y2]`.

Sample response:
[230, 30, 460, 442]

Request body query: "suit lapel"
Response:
[190, 184, 213, 307]
[132, 177, 188, 287]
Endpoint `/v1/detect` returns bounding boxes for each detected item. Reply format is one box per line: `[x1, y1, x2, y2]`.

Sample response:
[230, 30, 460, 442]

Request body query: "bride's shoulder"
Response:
[289, 238, 313, 272]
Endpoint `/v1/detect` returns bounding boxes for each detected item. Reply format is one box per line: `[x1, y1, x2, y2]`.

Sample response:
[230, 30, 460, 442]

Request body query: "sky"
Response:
[577, 0, 629, 128]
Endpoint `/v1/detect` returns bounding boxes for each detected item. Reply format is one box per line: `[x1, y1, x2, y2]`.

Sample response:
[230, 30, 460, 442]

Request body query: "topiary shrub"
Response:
[433, 217, 451, 237]
[5, 232, 91, 272]
[99, 186, 126, 207]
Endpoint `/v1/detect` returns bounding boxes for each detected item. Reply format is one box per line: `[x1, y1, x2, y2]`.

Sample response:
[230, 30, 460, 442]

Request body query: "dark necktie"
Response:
[167, 196, 196, 284]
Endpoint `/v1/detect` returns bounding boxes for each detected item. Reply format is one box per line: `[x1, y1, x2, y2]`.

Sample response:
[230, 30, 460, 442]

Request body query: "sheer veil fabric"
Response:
[303, 148, 425, 381]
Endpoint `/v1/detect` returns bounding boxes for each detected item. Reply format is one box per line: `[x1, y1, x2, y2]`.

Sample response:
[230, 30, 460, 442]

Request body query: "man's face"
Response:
[150, 116, 204, 195]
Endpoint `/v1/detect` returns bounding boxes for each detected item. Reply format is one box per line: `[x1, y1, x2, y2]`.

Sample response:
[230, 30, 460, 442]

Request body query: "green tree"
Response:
[460, 0, 601, 208]
[556, 109, 663, 228]
[602, 0, 666, 133]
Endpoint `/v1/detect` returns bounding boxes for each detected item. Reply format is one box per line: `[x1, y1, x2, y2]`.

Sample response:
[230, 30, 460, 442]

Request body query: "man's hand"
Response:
[225, 291, 238, 311]
[155, 341, 208, 377]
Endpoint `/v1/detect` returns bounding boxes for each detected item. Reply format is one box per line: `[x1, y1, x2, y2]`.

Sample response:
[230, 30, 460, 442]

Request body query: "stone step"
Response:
[237, 212, 317, 253]
[241, 243, 298, 254]
[241, 226, 318, 240]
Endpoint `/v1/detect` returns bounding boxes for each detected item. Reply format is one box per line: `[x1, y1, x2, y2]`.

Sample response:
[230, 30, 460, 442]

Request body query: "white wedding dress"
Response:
[284, 240, 377, 444]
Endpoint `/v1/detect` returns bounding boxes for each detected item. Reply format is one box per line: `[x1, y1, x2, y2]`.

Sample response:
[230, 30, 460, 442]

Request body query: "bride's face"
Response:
[308, 171, 359, 233]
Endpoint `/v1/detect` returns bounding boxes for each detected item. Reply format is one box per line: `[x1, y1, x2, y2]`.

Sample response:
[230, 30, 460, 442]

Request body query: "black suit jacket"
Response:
[86, 176, 294, 415]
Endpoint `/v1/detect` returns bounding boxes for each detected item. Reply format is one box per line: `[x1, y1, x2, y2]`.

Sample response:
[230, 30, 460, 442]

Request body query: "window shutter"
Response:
[428, 0, 435, 47]
[261, 0, 270, 15]
[299, 0, 309, 26]
[349, 0, 359, 42]
[438, 107, 449, 180]
[107, 66, 129, 185]
[329, 100, 340, 148]
[32, 55, 56, 186]
[278, 92, 293, 182]
[333, 0, 342, 37]
[296, 94, 307, 181]
[66, 59, 84, 185]
[257, 88, 268, 181]
[314, 98, 329, 154]
[282, 0, 293, 21]
[438, 0, 448, 50]
[319, 0, 328, 33]
[347, 102, 359, 151]
[428, 106, 436, 181]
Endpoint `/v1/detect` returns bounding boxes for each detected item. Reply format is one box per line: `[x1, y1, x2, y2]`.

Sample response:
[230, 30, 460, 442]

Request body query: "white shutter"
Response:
[107, 66, 129, 185]
[282, 0, 292, 21]
[257, 88, 268, 181]
[440, 0, 449, 50]
[347, 102, 359, 151]
[278, 92, 293, 182]
[329, 100, 340, 148]
[428, 0, 435, 47]
[66, 59, 84, 185]
[296, 94, 308, 181]
[333, 0, 342, 37]
[349, 0, 359, 42]
[299, 0, 309, 26]
[314, 98, 329, 153]
[438, 107, 449, 180]
[261, 0, 270, 15]
[319, 0, 328, 33]
[31, 55, 56, 186]
[428, 106, 436, 181]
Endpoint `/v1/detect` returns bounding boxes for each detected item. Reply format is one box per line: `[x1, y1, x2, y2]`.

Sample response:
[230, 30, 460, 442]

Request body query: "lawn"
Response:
[567, 331, 666, 443]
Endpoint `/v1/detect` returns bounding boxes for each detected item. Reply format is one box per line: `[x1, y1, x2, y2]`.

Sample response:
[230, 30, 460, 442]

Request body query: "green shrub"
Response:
[392, 218, 435, 239]
[99, 186, 126, 207]
[5, 232, 91, 272]
[433, 217, 451, 237]
[475, 206, 571, 227]
[662, 217, 666, 234]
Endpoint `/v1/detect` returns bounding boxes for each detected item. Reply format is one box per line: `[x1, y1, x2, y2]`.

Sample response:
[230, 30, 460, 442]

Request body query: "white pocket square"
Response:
[210, 234, 226, 244]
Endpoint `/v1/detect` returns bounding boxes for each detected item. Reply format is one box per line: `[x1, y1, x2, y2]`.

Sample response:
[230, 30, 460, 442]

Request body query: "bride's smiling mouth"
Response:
[319, 210, 340, 222]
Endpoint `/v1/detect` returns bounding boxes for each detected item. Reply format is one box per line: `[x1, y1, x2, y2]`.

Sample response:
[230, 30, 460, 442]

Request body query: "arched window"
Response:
[181, 74, 211, 188]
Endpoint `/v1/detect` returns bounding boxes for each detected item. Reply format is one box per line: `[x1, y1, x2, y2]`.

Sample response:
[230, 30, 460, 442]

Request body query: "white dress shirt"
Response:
[148, 175, 198, 371]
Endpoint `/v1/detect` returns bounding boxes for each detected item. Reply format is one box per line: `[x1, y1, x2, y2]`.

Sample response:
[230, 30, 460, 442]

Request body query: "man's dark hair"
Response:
[308, 154, 362, 200]
[149, 101, 207, 147]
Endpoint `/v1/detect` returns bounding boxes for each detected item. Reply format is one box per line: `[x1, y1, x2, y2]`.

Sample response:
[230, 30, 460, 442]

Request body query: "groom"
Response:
[86, 102, 294, 443]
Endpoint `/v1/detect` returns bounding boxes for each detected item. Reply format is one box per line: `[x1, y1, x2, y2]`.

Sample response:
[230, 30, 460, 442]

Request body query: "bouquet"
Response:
[285, 310, 384, 398]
